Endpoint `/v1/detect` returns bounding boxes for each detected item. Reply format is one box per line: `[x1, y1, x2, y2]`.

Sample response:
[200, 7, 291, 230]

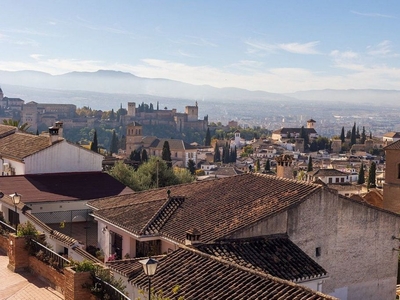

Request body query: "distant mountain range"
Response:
[1, 69, 399, 107]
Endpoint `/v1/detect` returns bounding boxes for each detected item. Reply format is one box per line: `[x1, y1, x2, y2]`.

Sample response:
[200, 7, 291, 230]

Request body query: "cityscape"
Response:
[0, 1, 400, 300]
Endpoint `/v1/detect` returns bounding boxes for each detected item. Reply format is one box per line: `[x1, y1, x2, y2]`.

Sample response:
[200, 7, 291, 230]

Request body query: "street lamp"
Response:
[139, 257, 158, 300]
[9, 192, 21, 231]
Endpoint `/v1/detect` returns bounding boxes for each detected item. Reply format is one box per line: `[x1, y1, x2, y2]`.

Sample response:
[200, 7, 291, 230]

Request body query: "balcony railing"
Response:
[30, 239, 70, 271]
[0, 220, 16, 234]
[93, 276, 130, 300]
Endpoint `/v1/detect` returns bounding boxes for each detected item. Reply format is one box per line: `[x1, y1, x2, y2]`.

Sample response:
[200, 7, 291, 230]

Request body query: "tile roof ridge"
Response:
[178, 244, 335, 299]
[140, 195, 185, 235]
[252, 172, 322, 188]
[215, 233, 289, 244]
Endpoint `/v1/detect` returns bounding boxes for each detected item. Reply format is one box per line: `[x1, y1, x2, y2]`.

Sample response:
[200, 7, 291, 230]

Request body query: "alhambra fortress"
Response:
[0, 87, 208, 132]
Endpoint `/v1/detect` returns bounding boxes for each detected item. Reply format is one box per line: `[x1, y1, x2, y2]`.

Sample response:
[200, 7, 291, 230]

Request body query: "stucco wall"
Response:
[225, 210, 287, 239]
[24, 140, 103, 174]
[287, 190, 400, 300]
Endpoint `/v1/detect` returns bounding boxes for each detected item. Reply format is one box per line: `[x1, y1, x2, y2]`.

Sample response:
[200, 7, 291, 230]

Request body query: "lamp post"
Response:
[9, 192, 21, 231]
[139, 257, 158, 300]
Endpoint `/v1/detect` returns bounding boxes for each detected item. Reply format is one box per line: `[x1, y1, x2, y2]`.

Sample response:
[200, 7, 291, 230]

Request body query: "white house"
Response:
[0, 123, 103, 175]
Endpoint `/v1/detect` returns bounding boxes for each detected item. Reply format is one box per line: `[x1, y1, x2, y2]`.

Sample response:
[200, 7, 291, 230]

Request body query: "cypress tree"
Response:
[357, 163, 365, 184]
[351, 122, 356, 146]
[368, 162, 376, 189]
[141, 149, 148, 162]
[255, 159, 261, 172]
[162, 141, 172, 168]
[360, 126, 366, 144]
[90, 130, 98, 153]
[214, 143, 220, 162]
[205, 128, 211, 146]
[265, 159, 271, 172]
[340, 127, 345, 143]
[307, 156, 313, 172]
[110, 130, 118, 155]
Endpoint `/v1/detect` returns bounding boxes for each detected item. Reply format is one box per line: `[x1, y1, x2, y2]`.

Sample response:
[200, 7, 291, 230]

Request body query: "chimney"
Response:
[55, 121, 64, 138]
[185, 228, 201, 246]
[48, 126, 59, 144]
[275, 154, 294, 179]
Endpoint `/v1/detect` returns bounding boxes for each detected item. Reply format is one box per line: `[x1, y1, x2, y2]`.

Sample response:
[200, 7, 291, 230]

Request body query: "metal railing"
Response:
[0, 220, 16, 234]
[93, 276, 130, 300]
[30, 239, 70, 271]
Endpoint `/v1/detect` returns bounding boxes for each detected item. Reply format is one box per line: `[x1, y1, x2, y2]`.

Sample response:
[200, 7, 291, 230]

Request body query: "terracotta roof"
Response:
[383, 132, 400, 138]
[148, 138, 197, 150]
[0, 172, 133, 203]
[273, 128, 317, 135]
[0, 131, 57, 160]
[308, 169, 348, 177]
[89, 173, 322, 243]
[129, 246, 336, 300]
[0, 124, 16, 138]
[384, 140, 400, 150]
[196, 235, 327, 282]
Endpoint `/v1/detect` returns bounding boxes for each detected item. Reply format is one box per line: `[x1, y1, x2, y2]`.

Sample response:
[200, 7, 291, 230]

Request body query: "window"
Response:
[328, 178, 332, 184]
[315, 247, 321, 257]
[335, 178, 339, 183]
[398, 163, 400, 179]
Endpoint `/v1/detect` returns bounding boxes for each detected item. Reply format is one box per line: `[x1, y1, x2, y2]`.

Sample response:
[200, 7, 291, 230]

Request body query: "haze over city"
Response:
[1, 0, 400, 93]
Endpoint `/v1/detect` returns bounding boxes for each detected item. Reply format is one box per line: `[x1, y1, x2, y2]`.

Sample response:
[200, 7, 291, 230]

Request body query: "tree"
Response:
[109, 130, 118, 155]
[360, 126, 366, 144]
[205, 128, 211, 146]
[357, 163, 365, 184]
[3, 119, 31, 132]
[255, 159, 261, 172]
[162, 141, 172, 168]
[130, 149, 141, 162]
[90, 130, 98, 153]
[369, 131, 372, 139]
[187, 159, 196, 175]
[307, 156, 313, 172]
[340, 127, 345, 143]
[350, 122, 356, 146]
[108, 157, 194, 191]
[299, 126, 309, 149]
[141, 149, 148, 162]
[264, 159, 271, 172]
[367, 162, 376, 189]
[213, 143, 220, 162]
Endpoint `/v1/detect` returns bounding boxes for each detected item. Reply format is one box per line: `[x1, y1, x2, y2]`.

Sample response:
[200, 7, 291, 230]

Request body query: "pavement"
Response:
[0, 250, 64, 300]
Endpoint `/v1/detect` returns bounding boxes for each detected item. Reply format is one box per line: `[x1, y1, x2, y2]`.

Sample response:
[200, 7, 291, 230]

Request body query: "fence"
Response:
[32, 209, 91, 225]
[0, 219, 16, 234]
[93, 276, 130, 300]
[30, 239, 71, 271]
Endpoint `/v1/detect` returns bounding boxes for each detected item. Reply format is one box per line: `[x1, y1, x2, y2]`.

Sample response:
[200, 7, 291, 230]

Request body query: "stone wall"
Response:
[287, 189, 400, 300]
[7, 234, 95, 300]
[0, 234, 8, 254]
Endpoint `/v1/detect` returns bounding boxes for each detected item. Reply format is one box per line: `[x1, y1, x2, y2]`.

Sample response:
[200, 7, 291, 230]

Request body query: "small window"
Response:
[398, 163, 400, 179]
[316, 247, 321, 257]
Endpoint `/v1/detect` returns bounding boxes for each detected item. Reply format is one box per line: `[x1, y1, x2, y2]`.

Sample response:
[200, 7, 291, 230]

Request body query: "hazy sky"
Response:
[0, 0, 399, 93]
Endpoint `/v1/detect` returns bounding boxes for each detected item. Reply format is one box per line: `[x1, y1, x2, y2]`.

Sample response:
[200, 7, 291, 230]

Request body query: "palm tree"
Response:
[2, 119, 30, 132]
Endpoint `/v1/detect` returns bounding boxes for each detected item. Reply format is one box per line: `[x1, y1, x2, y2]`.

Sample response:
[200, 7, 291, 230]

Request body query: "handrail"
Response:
[0, 220, 16, 233]
[30, 239, 70, 270]
[93, 276, 130, 300]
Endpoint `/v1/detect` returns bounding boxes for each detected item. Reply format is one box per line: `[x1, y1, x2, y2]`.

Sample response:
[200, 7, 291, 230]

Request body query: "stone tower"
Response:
[383, 141, 400, 213]
[276, 154, 294, 179]
[234, 130, 241, 148]
[307, 118, 316, 129]
[185, 102, 198, 122]
[0, 87, 3, 101]
[126, 122, 143, 154]
[127, 102, 136, 117]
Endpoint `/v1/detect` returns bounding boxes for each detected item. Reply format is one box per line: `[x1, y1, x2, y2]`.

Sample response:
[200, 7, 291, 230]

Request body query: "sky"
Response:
[0, 0, 399, 93]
